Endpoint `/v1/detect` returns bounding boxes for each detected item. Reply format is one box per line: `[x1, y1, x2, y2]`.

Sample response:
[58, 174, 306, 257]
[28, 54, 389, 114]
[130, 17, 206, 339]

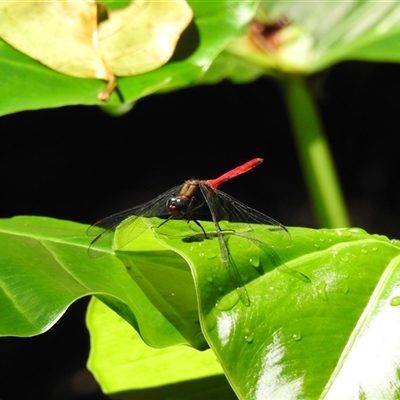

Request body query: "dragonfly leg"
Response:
[189, 217, 225, 238]
[156, 216, 174, 228]
[192, 219, 209, 239]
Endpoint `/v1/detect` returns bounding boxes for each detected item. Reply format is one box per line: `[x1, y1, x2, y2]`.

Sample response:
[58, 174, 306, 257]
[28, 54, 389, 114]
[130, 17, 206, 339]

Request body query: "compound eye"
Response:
[167, 197, 188, 217]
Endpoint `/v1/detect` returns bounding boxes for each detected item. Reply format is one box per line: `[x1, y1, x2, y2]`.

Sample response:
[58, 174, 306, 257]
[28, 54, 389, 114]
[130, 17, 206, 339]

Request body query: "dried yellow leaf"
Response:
[0, 0, 193, 100]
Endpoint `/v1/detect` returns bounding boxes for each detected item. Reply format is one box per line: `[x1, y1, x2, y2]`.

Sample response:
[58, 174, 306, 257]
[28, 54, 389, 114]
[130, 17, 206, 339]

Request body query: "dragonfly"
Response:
[87, 158, 303, 306]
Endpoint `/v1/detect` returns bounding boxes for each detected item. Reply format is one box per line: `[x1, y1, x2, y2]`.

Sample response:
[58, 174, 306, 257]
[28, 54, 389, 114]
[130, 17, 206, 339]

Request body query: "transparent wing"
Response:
[207, 187, 291, 248]
[202, 186, 309, 285]
[198, 184, 295, 306]
[87, 185, 181, 257]
[226, 247, 251, 306]
[198, 184, 251, 306]
[232, 230, 310, 283]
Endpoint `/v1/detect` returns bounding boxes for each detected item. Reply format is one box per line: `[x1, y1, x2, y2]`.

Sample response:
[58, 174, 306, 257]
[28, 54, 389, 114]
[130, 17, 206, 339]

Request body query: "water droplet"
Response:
[249, 255, 260, 268]
[270, 282, 285, 291]
[341, 256, 349, 263]
[390, 296, 400, 306]
[245, 333, 254, 343]
[215, 294, 240, 311]
[348, 228, 367, 235]
[292, 331, 302, 341]
[391, 239, 400, 245]
[372, 247, 378, 252]
[339, 230, 352, 238]
[361, 248, 368, 255]
[243, 328, 254, 343]
[340, 284, 349, 294]
[204, 312, 216, 332]
[202, 353, 215, 365]
[314, 243, 320, 249]
[316, 281, 328, 301]
[319, 238, 325, 243]
[372, 233, 389, 242]
[199, 252, 205, 258]
[207, 276, 214, 284]
[206, 250, 218, 260]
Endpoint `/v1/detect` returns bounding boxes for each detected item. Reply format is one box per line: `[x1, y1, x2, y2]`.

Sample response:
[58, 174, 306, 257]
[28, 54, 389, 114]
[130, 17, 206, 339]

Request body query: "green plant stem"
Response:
[282, 75, 350, 228]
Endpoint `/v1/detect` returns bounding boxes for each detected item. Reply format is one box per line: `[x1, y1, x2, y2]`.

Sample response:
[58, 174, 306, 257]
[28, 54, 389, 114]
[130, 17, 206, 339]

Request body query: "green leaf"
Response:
[0, 216, 197, 348]
[101, 0, 132, 10]
[0, 1, 257, 115]
[170, 226, 400, 399]
[215, 0, 400, 82]
[87, 298, 236, 399]
[113, 221, 400, 398]
[3, 216, 400, 398]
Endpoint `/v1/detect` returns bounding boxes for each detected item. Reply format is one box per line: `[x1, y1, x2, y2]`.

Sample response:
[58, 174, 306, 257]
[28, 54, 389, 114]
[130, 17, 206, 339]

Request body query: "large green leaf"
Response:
[87, 298, 235, 399]
[0, 1, 257, 115]
[2, 216, 400, 398]
[90, 220, 400, 399]
[204, 0, 400, 84]
[0, 216, 200, 348]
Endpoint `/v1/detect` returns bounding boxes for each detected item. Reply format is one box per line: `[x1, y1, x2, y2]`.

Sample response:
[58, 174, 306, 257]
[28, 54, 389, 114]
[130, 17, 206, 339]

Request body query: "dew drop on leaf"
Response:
[340, 229, 353, 238]
[316, 281, 328, 301]
[243, 328, 254, 344]
[390, 296, 400, 307]
[206, 251, 218, 260]
[249, 255, 260, 268]
[340, 283, 349, 294]
[348, 228, 364, 234]
[215, 294, 240, 311]
[202, 352, 216, 366]
[292, 331, 302, 341]
[204, 312, 217, 332]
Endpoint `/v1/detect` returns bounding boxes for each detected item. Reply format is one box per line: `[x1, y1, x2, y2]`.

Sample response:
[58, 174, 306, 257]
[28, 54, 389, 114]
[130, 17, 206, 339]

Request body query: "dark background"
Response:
[1, 61, 400, 399]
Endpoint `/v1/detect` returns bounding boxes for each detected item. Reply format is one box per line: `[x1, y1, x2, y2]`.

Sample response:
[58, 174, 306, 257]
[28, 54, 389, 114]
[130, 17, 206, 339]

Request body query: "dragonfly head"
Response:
[167, 196, 190, 217]
[167, 180, 205, 218]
